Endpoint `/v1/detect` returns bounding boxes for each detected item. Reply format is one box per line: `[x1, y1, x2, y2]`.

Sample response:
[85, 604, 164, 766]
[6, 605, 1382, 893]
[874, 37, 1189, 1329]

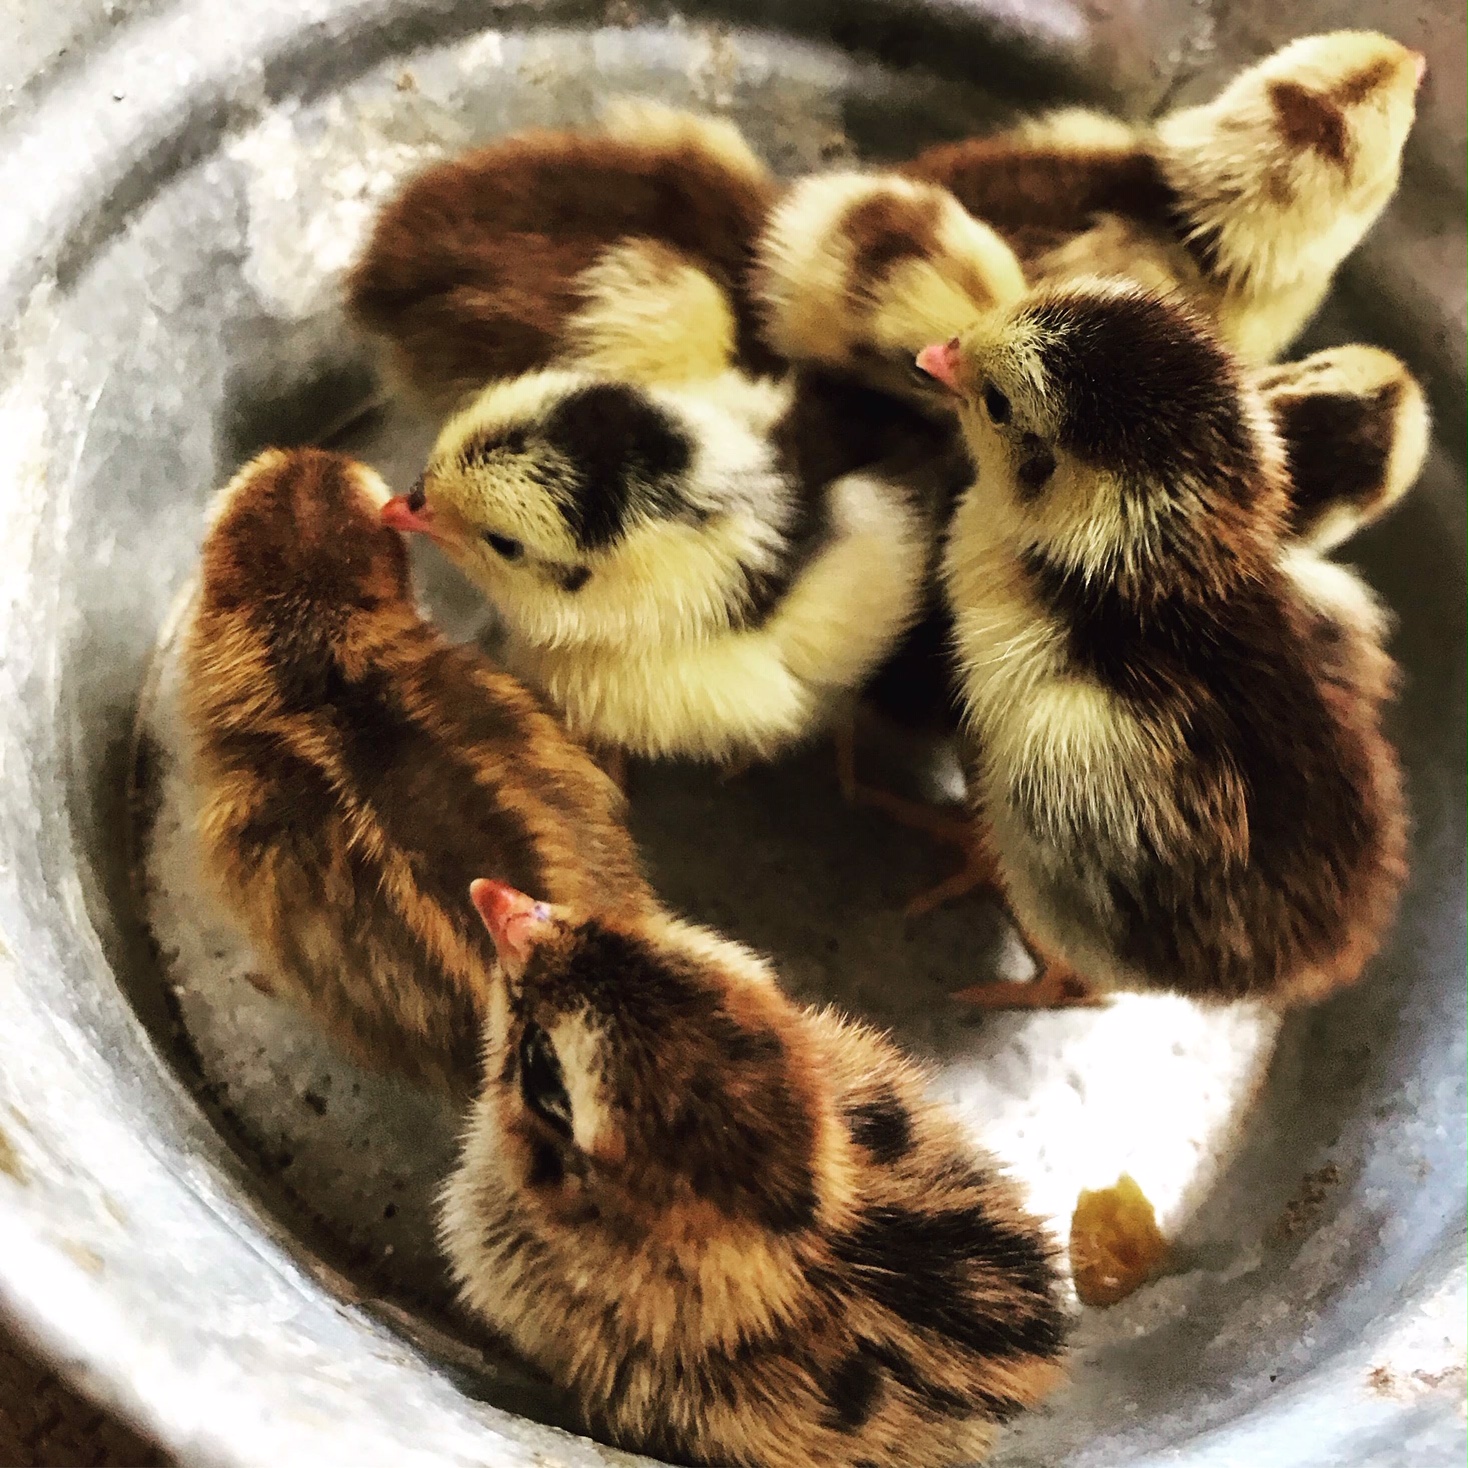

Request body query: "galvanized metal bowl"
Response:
[0, 2, 1462, 1464]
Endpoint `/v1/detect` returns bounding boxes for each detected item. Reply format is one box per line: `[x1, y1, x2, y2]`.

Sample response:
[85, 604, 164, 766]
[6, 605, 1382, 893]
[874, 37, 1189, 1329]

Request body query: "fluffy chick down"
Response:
[441, 884, 1069, 1467]
[386, 368, 946, 765]
[345, 99, 779, 414]
[860, 338, 1427, 741]
[932, 280, 1407, 1004]
[182, 447, 656, 1094]
[906, 31, 1424, 362]
[752, 170, 1026, 406]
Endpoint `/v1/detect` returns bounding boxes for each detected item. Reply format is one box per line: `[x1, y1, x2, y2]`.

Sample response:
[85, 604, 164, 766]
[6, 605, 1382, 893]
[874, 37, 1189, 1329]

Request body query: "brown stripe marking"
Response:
[1268, 81, 1349, 168]
[840, 188, 943, 308]
[1333, 56, 1398, 108]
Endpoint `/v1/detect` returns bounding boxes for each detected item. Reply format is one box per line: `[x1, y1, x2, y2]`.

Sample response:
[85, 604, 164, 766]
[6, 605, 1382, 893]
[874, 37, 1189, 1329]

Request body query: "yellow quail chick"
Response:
[751, 170, 1026, 407]
[918, 281, 1407, 1008]
[182, 447, 657, 1093]
[440, 879, 1069, 1467]
[346, 99, 779, 414]
[906, 32, 1425, 362]
[382, 369, 940, 770]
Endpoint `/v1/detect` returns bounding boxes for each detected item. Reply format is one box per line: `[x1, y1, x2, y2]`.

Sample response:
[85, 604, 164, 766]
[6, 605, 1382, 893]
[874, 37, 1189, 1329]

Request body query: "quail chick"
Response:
[381, 369, 937, 770]
[441, 879, 1068, 1467]
[752, 171, 1026, 407]
[855, 340, 1428, 768]
[182, 447, 657, 1093]
[920, 282, 1407, 1008]
[906, 32, 1425, 363]
[346, 100, 779, 415]
[1254, 343, 1430, 550]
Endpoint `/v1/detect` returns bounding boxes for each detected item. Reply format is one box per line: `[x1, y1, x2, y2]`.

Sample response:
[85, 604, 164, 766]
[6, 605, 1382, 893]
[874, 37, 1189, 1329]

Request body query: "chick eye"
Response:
[519, 1023, 573, 1139]
[983, 383, 1012, 425]
[484, 532, 524, 562]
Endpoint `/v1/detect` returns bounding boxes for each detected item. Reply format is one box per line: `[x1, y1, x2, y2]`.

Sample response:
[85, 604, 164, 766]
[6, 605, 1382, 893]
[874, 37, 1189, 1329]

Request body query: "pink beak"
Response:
[381, 478, 435, 536]
[1411, 51, 1427, 86]
[470, 879, 549, 968]
[916, 338, 964, 394]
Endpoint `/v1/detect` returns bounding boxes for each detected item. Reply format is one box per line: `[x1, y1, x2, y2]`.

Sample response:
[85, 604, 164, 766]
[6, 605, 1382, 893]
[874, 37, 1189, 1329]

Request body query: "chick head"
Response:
[1156, 31, 1424, 293]
[921, 280, 1288, 584]
[755, 171, 1027, 409]
[462, 877, 830, 1246]
[386, 370, 788, 647]
[202, 447, 414, 669]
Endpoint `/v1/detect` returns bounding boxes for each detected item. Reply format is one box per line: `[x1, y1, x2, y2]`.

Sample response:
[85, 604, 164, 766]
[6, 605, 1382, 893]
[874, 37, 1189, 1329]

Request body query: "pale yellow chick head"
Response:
[754, 171, 1026, 408]
[1157, 31, 1424, 293]
[385, 370, 787, 649]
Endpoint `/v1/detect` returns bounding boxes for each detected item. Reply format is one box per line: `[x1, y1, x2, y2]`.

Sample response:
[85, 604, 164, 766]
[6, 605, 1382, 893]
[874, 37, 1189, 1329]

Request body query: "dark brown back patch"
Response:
[1018, 545, 1386, 997]
[1274, 380, 1404, 534]
[845, 1090, 913, 1165]
[823, 1347, 885, 1431]
[831, 1203, 1066, 1384]
[536, 924, 820, 1234]
[840, 189, 942, 305]
[1268, 81, 1349, 168]
[1029, 290, 1256, 495]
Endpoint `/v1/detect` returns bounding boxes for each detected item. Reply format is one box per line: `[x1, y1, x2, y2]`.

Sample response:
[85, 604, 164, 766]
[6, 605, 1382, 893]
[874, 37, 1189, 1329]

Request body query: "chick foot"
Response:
[839, 771, 997, 916]
[903, 826, 1002, 918]
[951, 959, 1106, 1010]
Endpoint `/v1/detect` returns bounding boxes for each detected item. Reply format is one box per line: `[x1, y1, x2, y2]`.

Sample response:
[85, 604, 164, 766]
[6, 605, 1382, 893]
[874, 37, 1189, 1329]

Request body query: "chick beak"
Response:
[1410, 51, 1427, 87]
[470, 879, 551, 971]
[382, 476, 436, 537]
[915, 338, 964, 395]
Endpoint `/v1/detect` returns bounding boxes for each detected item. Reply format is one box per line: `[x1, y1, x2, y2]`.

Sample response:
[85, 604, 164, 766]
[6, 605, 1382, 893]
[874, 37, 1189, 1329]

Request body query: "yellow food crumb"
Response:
[1069, 1173, 1167, 1307]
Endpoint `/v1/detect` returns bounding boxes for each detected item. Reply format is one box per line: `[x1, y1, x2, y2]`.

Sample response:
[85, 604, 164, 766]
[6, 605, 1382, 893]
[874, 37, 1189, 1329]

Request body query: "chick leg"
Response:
[840, 757, 1004, 916]
[834, 719, 971, 838]
[833, 716, 1012, 915]
[951, 963, 1105, 1010]
[853, 784, 1106, 1007]
[833, 712, 945, 813]
[951, 936, 1106, 1010]
[902, 822, 1002, 919]
[858, 789, 1108, 1004]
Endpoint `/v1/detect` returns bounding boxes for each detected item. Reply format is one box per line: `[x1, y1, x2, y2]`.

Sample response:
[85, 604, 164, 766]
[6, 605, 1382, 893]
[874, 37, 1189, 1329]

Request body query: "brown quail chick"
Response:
[440, 880, 1069, 1467]
[856, 340, 1428, 783]
[920, 281, 1407, 1009]
[905, 32, 1425, 363]
[346, 100, 779, 415]
[182, 447, 657, 1093]
[751, 171, 1026, 408]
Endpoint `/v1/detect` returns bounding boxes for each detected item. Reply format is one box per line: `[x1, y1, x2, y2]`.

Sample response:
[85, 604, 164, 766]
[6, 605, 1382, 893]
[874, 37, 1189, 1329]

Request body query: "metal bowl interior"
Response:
[0, 2, 1462, 1465]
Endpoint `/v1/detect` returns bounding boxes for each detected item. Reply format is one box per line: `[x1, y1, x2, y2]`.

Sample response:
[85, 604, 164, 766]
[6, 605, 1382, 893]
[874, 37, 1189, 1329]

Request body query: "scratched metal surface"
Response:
[0, 2, 1462, 1466]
